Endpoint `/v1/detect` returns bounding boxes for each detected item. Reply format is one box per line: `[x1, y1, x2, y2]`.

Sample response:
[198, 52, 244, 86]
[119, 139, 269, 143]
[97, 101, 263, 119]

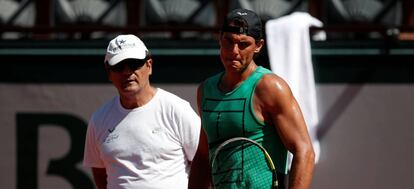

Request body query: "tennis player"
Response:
[189, 8, 315, 189]
[83, 34, 201, 189]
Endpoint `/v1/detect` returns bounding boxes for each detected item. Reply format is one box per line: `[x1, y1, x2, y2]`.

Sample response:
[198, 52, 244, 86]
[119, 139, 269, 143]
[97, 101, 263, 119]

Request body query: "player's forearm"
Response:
[188, 128, 211, 188]
[188, 149, 211, 188]
[92, 168, 107, 189]
[188, 161, 211, 189]
[188, 171, 211, 188]
[288, 146, 315, 189]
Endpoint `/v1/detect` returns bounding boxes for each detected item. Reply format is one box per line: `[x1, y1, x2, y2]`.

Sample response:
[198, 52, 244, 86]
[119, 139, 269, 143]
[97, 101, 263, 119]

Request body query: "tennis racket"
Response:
[210, 137, 278, 189]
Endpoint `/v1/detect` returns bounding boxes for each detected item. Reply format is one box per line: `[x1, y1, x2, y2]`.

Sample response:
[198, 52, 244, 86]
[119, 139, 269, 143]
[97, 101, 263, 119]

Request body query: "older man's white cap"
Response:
[104, 34, 148, 66]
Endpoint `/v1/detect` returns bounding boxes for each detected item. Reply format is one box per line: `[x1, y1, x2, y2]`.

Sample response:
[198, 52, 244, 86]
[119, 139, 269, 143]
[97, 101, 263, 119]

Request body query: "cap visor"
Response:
[107, 50, 146, 66]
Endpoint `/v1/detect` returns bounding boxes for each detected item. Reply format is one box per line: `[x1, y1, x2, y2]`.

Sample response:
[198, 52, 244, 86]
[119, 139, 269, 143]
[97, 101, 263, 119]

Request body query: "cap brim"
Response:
[107, 50, 147, 66]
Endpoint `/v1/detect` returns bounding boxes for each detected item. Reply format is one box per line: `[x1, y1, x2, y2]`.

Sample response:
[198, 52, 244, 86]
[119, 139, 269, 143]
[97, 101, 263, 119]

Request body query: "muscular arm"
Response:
[188, 83, 212, 189]
[92, 168, 107, 189]
[255, 74, 315, 189]
[188, 129, 211, 189]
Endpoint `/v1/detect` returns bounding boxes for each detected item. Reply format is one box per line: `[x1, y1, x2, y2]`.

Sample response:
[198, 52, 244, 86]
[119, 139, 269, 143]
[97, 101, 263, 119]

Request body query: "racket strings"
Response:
[212, 140, 274, 188]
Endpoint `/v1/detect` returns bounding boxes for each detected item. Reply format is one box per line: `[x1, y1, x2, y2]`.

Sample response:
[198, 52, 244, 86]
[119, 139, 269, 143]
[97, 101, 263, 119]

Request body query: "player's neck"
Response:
[220, 63, 257, 92]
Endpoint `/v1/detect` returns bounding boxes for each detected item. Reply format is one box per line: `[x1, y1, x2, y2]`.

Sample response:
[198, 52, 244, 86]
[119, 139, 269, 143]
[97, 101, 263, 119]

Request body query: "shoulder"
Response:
[88, 96, 119, 128]
[196, 82, 204, 98]
[255, 73, 294, 106]
[156, 88, 193, 109]
[91, 97, 118, 120]
[257, 73, 292, 95]
[156, 88, 199, 120]
[202, 72, 222, 87]
[197, 72, 222, 97]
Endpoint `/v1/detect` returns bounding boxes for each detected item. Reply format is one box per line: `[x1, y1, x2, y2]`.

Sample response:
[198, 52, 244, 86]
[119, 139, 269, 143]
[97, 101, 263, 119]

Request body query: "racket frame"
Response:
[210, 137, 279, 188]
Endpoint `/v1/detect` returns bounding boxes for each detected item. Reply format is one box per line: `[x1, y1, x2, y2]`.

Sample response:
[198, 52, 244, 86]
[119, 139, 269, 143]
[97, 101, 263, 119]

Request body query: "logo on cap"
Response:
[105, 34, 149, 66]
[237, 11, 247, 16]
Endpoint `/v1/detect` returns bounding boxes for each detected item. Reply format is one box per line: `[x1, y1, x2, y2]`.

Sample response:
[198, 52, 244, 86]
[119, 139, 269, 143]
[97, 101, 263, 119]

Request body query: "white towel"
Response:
[265, 12, 322, 164]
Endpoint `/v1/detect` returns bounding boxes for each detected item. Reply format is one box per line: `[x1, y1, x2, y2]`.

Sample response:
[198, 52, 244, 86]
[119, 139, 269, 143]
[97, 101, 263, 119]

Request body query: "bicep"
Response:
[273, 97, 310, 153]
[258, 75, 311, 153]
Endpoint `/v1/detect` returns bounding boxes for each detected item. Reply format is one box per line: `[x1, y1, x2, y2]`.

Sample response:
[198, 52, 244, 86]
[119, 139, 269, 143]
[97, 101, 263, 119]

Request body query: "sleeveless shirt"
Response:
[201, 66, 289, 188]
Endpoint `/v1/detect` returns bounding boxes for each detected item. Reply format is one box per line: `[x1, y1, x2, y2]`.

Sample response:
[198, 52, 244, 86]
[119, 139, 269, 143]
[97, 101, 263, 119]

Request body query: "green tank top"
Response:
[201, 66, 289, 186]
